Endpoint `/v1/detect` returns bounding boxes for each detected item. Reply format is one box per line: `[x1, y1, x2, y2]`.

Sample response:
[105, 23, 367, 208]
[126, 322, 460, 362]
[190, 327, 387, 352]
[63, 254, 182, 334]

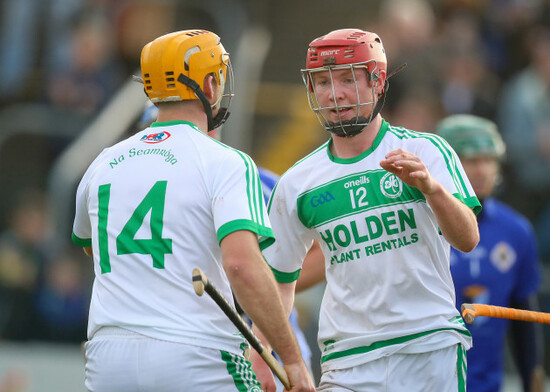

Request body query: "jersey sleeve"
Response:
[212, 152, 273, 244]
[260, 175, 314, 283]
[511, 217, 541, 301]
[72, 149, 110, 247]
[72, 168, 93, 247]
[421, 135, 481, 215]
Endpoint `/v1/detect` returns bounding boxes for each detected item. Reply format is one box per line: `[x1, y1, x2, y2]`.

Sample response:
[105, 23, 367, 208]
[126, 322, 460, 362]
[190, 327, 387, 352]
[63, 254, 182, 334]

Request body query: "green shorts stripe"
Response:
[221, 350, 262, 392]
[456, 344, 467, 392]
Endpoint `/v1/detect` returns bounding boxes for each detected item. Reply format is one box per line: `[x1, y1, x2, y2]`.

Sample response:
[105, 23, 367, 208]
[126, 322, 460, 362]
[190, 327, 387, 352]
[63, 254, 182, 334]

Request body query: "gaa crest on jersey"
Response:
[140, 131, 171, 143]
[380, 172, 403, 198]
[490, 241, 516, 273]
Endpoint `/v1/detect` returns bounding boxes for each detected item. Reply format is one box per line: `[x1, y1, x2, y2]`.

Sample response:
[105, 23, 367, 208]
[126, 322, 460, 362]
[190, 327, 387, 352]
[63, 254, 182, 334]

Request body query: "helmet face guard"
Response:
[301, 29, 387, 137]
[141, 30, 234, 131]
[301, 62, 381, 137]
[212, 54, 234, 129]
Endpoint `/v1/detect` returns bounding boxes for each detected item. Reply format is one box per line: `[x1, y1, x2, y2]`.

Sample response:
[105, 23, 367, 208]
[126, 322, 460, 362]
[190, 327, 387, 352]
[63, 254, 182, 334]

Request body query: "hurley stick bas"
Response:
[192, 268, 291, 390]
[462, 303, 550, 325]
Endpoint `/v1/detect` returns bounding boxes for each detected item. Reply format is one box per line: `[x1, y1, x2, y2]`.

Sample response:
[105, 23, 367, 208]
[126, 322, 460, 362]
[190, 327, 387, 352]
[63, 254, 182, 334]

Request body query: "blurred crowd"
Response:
[0, 0, 163, 345]
[0, 188, 92, 343]
[0, 0, 549, 361]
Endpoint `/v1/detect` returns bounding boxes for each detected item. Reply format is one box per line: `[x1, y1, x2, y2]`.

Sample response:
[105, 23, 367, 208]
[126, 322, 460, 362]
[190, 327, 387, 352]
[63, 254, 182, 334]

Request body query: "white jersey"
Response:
[262, 119, 480, 370]
[73, 120, 273, 355]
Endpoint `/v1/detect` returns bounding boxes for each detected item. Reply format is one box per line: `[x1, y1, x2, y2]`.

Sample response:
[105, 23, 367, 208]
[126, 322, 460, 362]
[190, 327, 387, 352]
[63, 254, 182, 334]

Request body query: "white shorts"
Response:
[84, 327, 261, 392]
[317, 344, 467, 392]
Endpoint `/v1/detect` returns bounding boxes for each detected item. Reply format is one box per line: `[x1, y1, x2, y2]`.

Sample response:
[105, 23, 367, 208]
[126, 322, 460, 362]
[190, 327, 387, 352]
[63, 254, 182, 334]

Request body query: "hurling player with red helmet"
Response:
[257, 28, 481, 391]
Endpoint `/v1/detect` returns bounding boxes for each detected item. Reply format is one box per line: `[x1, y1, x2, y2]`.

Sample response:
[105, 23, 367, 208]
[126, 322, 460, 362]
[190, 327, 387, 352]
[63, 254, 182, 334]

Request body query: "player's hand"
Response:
[380, 149, 439, 195]
[249, 350, 277, 392]
[284, 361, 316, 392]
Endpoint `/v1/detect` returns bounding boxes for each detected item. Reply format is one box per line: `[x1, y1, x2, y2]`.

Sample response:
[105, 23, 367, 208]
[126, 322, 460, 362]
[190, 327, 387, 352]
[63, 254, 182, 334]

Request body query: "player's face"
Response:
[461, 156, 499, 199]
[311, 67, 376, 122]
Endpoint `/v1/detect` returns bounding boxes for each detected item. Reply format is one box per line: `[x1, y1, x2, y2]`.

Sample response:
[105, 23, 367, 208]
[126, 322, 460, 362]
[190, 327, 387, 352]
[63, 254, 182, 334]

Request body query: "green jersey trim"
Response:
[326, 120, 389, 164]
[259, 237, 275, 251]
[269, 266, 301, 283]
[457, 344, 467, 392]
[221, 350, 261, 392]
[456, 194, 482, 216]
[72, 232, 92, 247]
[321, 326, 472, 364]
[234, 151, 266, 227]
[150, 120, 199, 128]
[217, 219, 274, 244]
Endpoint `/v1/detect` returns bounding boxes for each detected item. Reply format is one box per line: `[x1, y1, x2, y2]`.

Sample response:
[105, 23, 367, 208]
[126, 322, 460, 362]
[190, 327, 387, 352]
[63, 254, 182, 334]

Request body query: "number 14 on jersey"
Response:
[97, 181, 173, 274]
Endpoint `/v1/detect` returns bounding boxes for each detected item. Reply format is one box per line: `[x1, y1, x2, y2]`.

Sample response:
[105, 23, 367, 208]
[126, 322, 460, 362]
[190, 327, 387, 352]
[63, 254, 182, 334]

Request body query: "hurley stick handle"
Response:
[192, 268, 291, 390]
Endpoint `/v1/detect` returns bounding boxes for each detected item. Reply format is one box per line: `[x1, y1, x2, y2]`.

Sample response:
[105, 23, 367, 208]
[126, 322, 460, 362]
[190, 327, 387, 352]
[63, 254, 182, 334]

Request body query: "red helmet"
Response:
[301, 29, 388, 137]
[306, 29, 387, 79]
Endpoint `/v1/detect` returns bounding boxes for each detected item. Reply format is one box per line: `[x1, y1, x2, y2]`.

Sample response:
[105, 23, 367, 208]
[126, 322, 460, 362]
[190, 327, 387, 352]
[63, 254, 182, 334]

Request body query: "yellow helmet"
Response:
[140, 30, 233, 130]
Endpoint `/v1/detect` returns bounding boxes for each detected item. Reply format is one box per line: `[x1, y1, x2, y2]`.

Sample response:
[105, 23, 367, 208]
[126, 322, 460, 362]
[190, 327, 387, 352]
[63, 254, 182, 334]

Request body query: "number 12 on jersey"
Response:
[97, 181, 173, 274]
[349, 186, 368, 209]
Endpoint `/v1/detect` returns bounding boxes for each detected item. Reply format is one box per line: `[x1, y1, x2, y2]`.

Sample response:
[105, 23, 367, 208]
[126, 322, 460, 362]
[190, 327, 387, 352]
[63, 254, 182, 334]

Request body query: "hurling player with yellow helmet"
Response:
[72, 30, 314, 392]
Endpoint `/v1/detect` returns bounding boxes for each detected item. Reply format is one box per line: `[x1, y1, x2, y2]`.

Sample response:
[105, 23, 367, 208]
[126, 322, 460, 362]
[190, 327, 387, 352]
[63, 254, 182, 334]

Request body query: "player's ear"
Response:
[374, 71, 386, 98]
[202, 74, 219, 105]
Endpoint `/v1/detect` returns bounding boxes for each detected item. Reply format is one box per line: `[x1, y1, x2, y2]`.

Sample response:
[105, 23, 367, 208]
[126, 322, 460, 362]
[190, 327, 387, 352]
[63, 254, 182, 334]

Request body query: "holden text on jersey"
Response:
[320, 207, 420, 264]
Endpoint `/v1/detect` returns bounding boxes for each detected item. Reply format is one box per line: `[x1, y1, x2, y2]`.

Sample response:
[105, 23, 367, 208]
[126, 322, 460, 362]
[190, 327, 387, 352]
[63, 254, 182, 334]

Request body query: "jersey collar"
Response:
[151, 120, 200, 131]
[327, 119, 389, 164]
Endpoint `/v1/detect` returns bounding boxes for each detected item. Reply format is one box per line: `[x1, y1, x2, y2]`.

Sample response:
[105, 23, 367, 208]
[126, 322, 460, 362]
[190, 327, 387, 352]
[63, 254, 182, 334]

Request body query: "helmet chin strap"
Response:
[177, 74, 230, 132]
[324, 117, 369, 137]
[324, 80, 388, 138]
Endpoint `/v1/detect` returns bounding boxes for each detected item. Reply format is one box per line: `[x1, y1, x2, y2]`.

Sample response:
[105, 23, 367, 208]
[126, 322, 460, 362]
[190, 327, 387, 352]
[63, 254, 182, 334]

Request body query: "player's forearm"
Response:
[248, 282, 297, 352]
[424, 183, 479, 252]
[226, 258, 303, 365]
[295, 241, 326, 293]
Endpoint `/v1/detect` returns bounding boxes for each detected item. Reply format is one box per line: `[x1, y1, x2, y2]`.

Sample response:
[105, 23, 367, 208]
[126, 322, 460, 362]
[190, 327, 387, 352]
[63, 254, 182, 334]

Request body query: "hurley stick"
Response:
[462, 303, 550, 325]
[192, 268, 291, 390]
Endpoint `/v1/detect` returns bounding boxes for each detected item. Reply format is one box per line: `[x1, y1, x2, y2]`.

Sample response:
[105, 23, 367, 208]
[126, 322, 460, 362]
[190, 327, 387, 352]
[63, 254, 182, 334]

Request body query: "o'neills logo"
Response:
[320, 49, 340, 56]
